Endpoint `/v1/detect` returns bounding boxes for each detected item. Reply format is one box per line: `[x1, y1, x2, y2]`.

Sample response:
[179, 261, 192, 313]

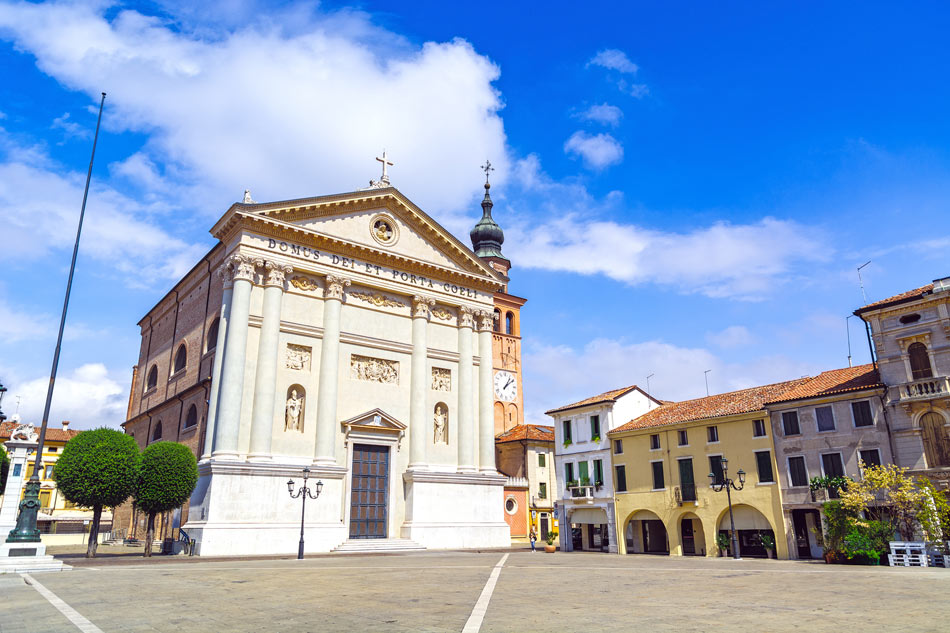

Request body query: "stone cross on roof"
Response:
[375, 150, 393, 187]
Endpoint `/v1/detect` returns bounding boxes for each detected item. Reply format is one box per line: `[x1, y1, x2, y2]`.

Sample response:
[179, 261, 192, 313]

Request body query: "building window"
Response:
[821, 452, 845, 478]
[593, 459, 604, 486]
[678, 458, 697, 501]
[207, 318, 220, 351]
[921, 412, 950, 468]
[44, 465, 54, 479]
[852, 401, 873, 427]
[151, 421, 163, 443]
[782, 411, 800, 436]
[678, 429, 688, 446]
[562, 420, 572, 444]
[173, 344, 187, 374]
[590, 415, 601, 439]
[505, 497, 518, 514]
[564, 462, 574, 485]
[755, 451, 774, 483]
[908, 342, 933, 379]
[184, 404, 198, 429]
[651, 461, 665, 490]
[578, 461, 589, 484]
[788, 455, 808, 487]
[538, 482, 547, 499]
[752, 419, 766, 437]
[615, 465, 627, 492]
[707, 426, 719, 443]
[614, 439, 623, 454]
[859, 449, 882, 468]
[709, 455, 725, 485]
[146, 365, 158, 391]
[505, 312, 514, 335]
[816, 406, 835, 432]
[538, 453, 545, 468]
[650, 434, 660, 450]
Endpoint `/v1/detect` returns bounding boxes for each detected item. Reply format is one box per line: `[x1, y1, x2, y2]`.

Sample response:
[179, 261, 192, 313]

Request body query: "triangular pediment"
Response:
[216, 187, 501, 281]
[341, 408, 406, 433]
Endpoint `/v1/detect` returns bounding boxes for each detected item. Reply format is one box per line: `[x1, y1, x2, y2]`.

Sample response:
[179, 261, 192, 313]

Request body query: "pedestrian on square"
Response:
[529, 527, 537, 552]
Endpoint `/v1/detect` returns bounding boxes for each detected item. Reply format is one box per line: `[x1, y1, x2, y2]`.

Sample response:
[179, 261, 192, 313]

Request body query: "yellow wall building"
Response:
[609, 379, 808, 559]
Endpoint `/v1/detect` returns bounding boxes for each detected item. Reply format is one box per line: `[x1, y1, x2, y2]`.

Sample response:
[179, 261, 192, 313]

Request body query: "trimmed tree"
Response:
[53, 428, 140, 558]
[134, 441, 198, 558]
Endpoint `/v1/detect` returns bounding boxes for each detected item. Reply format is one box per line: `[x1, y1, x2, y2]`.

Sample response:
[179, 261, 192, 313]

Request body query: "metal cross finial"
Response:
[376, 150, 394, 186]
[481, 160, 494, 184]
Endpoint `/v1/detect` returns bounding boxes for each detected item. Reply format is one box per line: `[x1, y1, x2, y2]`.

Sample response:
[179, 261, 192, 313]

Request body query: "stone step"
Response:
[332, 538, 425, 554]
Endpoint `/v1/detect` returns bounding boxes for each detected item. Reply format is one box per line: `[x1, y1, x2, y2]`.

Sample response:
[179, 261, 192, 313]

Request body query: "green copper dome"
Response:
[470, 181, 505, 258]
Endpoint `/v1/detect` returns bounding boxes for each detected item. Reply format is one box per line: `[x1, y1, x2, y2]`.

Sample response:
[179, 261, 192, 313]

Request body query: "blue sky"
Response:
[0, 1, 948, 429]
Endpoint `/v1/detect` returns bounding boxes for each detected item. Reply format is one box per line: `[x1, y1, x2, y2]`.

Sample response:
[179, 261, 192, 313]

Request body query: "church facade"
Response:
[122, 176, 516, 555]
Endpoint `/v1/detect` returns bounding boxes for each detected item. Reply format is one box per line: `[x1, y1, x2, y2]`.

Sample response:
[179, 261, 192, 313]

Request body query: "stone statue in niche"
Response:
[285, 389, 304, 432]
[433, 404, 448, 444]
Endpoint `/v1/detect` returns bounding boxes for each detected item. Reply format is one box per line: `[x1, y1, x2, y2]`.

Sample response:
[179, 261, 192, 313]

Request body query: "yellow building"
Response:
[0, 420, 110, 544]
[608, 379, 808, 559]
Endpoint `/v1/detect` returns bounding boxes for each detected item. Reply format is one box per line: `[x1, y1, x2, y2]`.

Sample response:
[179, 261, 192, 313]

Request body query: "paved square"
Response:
[1, 551, 949, 632]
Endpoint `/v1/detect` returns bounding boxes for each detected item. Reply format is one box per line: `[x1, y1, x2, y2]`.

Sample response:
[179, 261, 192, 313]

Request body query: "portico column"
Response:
[456, 306, 476, 473]
[477, 310, 496, 473]
[212, 254, 256, 459]
[202, 264, 232, 459]
[409, 295, 435, 471]
[248, 261, 293, 462]
[313, 274, 350, 466]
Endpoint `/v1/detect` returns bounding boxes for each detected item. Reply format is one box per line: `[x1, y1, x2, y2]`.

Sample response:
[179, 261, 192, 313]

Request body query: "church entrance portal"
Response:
[349, 444, 390, 539]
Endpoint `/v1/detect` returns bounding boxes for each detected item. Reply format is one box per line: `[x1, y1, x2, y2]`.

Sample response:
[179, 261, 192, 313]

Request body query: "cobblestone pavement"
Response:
[2, 551, 949, 632]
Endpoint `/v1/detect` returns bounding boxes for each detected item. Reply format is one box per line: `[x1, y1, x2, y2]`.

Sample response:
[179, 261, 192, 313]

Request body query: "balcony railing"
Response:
[567, 484, 595, 502]
[896, 376, 950, 403]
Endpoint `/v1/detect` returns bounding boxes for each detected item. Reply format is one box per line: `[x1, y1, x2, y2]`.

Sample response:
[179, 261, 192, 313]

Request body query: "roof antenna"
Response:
[857, 261, 871, 305]
[846, 315, 854, 368]
[704, 369, 711, 397]
[646, 373, 654, 395]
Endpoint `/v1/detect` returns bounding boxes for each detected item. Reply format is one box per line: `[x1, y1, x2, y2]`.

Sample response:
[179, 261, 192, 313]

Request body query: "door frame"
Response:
[343, 437, 400, 541]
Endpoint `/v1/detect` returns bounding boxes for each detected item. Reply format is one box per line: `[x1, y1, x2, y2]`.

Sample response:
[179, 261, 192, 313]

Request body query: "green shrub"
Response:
[134, 441, 198, 557]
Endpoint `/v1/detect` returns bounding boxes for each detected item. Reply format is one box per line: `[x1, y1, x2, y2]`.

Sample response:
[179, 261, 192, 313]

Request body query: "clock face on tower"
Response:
[493, 370, 517, 402]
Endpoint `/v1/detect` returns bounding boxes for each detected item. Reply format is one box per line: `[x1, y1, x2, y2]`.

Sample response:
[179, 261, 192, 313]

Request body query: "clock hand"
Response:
[505, 378, 513, 389]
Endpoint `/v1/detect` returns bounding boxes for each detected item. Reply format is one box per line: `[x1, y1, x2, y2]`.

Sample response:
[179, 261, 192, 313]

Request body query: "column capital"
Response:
[262, 261, 293, 288]
[458, 305, 475, 329]
[228, 253, 257, 283]
[216, 262, 235, 289]
[475, 309, 496, 331]
[324, 274, 351, 300]
[412, 295, 436, 319]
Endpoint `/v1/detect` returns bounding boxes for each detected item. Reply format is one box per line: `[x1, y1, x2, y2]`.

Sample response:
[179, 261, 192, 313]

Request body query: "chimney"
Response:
[62, 420, 70, 431]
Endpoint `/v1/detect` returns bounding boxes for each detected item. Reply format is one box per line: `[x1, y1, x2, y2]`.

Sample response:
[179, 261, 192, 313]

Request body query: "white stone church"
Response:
[120, 165, 514, 555]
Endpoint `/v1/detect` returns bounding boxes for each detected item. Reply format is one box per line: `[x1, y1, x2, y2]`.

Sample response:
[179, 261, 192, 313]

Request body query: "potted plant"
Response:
[716, 532, 730, 557]
[563, 438, 572, 448]
[760, 533, 776, 559]
[544, 530, 558, 553]
[580, 476, 591, 486]
[591, 435, 601, 444]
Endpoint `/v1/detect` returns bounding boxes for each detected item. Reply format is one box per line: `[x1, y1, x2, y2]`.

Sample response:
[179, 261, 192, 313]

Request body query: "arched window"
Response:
[207, 318, 220, 351]
[493, 309, 501, 332]
[908, 342, 933, 380]
[151, 421, 163, 443]
[146, 365, 158, 391]
[174, 344, 187, 374]
[184, 404, 198, 429]
[505, 312, 514, 335]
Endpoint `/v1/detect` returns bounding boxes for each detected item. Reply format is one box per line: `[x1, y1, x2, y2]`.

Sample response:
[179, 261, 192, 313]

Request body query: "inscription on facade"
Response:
[351, 354, 399, 384]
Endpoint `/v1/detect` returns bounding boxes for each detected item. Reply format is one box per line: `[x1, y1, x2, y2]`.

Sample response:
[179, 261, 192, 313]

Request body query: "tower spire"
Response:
[470, 160, 506, 262]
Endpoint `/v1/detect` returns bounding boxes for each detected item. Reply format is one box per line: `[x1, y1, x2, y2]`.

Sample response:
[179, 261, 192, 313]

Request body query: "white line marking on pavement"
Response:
[462, 553, 508, 633]
[21, 573, 104, 633]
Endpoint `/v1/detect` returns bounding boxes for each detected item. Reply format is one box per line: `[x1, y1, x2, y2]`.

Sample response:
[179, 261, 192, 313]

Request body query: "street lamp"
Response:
[287, 467, 323, 560]
[0, 382, 7, 423]
[708, 457, 746, 560]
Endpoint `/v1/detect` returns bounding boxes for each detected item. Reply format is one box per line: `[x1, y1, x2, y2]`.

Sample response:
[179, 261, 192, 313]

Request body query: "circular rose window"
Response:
[505, 497, 518, 514]
[370, 214, 398, 246]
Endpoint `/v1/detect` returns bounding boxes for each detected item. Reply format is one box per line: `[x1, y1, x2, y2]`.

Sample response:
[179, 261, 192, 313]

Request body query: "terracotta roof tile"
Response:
[609, 377, 810, 435]
[765, 364, 883, 404]
[545, 385, 644, 415]
[496, 424, 555, 443]
[854, 283, 934, 313]
[0, 421, 81, 443]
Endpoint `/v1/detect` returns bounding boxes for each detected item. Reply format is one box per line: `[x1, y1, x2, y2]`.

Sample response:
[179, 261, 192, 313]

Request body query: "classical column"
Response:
[313, 274, 350, 466]
[202, 263, 233, 459]
[477, 310, 496, 473]
[247, 261, 293, 462]
[456, 305, 476, 472]
[409, 295, 435, 471]
[212, 254, 256, 459]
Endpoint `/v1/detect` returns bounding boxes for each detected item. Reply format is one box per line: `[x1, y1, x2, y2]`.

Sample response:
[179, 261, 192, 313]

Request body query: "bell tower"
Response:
[470, 162, 527, 435]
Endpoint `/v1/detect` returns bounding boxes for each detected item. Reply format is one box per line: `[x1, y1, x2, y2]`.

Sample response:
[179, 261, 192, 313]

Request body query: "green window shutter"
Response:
[755, 451, 774, 483]
[651, 461, 664, 489]
[565, 462, 574, 484]
[594, 459, 604, 485]
[579, 461, 589, 483]
[615, 465, 627, 492]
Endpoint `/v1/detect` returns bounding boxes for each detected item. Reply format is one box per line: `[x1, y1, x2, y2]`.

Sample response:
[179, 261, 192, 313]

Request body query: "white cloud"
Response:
[563, 131, 624, 169]
[0, 3, 509, 216]
[0, 297, 51, 342]
[623, 82, 650, 99]
[576, 103, 623, 127]
[588, 49, 639, 74]
[50, 112, 91, 142]
[706, 325, 756, 349]
[7, 363, 127, 430]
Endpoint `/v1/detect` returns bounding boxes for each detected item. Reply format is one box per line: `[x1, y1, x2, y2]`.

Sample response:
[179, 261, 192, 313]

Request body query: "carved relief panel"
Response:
[431, 367, 451, 392]
[351, 354, 399, 384]
[286, 344, 312, 371]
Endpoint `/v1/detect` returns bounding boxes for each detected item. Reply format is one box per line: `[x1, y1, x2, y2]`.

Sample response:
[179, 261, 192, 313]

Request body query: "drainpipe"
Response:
[877, 388, 899, 467]
[857, 313, 877, 370]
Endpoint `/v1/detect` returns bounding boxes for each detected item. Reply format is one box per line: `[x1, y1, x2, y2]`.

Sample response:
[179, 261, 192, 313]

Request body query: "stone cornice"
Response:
[198, 459, 348, 479]
[402, 470, 507, 486]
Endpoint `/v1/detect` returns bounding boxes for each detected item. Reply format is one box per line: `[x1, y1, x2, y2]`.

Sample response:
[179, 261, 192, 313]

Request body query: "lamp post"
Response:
[708, 457, 746, 560]
[0, 382, 7, 422]
[287, 467, 323, 560]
